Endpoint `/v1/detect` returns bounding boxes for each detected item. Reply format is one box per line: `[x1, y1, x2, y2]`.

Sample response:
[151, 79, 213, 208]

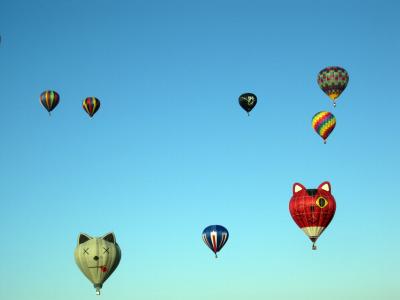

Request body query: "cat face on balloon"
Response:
[76, 233, 118, 272]
[291, 181, 336, 211]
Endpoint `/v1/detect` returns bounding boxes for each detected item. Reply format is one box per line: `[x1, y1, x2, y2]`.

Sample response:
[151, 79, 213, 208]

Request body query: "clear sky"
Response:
[0, 0, 399, 299]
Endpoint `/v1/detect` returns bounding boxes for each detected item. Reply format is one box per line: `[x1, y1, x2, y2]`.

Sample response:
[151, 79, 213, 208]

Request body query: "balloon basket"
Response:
[94, 284, 102, 295]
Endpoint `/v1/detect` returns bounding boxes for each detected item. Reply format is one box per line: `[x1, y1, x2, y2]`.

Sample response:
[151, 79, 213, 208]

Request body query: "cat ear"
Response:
[78, 233, 92, 245]
[318, 181, 331, 192]
[102, 232, 116, 244]
[293, 183, 306, 194]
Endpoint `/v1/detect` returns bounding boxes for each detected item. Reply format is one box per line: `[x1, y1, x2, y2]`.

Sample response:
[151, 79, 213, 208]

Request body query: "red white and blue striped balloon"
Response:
[202, 225, 229, 258]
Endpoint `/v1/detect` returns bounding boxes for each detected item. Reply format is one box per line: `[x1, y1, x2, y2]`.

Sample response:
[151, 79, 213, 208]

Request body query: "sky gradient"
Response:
[0, 0, 399, 299]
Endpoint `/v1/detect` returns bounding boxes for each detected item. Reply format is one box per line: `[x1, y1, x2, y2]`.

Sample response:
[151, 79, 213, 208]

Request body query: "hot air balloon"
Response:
[289, 182, 336, 250]
[74, 232, 121, 295]
[312, 111, 336, 144]
[239, 93, 257, 116]
[40, 90, 59, 115]
[202, 225, 229, 258]
[317, 66, 349, 107]
[83, 97, 101, 118]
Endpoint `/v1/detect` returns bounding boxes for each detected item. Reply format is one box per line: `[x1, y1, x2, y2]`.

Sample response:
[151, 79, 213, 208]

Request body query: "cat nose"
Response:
[93, 256, 99, 261]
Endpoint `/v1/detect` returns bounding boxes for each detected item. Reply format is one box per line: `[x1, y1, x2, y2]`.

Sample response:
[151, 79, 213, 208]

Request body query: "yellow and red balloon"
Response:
[83, 97, 101, 118]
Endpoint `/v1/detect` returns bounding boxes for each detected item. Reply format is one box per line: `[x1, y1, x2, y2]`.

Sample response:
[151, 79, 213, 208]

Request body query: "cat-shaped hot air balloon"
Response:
[289, 182, 336, 250]
[74, 232, 121, 295]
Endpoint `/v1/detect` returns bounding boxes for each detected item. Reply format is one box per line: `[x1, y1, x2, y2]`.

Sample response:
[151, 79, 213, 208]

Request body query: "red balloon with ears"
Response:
[289, 181, 336, 250]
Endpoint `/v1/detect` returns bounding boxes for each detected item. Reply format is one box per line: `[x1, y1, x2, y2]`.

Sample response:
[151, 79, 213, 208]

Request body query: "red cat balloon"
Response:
[289, 181, 336, 250]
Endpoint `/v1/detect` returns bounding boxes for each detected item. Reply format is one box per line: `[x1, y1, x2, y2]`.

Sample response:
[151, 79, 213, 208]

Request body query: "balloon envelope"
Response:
[317, 66, 349, 106]
[40, 90, 59, 114]
[83, 97, 101, 117]
[202, 225, 229, 257]
[289, 182, 336, 250]
[312, 111, 336, 143]
[238, 93, 257, 115]
[74, 232, 121, 295]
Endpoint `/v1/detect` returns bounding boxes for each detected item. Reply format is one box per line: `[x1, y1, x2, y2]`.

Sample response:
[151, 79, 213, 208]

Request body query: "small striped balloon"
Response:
[312, 111, 336, 144]
[83, 97, 101, 118]
[202, 225, 229, 258]
[40, 90, 60, 115]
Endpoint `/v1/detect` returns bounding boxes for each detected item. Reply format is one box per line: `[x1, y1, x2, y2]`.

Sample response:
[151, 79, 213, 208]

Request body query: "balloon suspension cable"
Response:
[312, 243, 317, 250]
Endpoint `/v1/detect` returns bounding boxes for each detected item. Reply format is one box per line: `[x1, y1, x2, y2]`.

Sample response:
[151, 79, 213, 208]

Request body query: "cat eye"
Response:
[316, 197, 328, 208]
[83, 248, 89, 255]
[103, 247, 109, 254]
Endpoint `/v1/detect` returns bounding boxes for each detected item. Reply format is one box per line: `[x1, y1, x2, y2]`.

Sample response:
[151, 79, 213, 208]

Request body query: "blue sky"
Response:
[0, 0, 399, 299]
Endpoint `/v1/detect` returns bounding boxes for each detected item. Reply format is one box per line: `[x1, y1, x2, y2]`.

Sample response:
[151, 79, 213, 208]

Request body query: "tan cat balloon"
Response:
[74, 232, 121, 295]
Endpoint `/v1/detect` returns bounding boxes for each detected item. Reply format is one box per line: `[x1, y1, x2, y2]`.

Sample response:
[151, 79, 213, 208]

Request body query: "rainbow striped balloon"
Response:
[40, 90, 60, 115]
[312, 111, 336, 143]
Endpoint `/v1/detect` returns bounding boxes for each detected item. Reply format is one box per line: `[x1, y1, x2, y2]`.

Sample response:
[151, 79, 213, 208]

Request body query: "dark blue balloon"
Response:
[202, 225, 229, 258]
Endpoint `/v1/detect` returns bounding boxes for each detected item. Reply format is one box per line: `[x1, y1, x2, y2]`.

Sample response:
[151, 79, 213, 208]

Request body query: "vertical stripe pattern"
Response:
[40, 90, 60, 113]
[83, 97, 101, 117]
[202, 225, 229, 257]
